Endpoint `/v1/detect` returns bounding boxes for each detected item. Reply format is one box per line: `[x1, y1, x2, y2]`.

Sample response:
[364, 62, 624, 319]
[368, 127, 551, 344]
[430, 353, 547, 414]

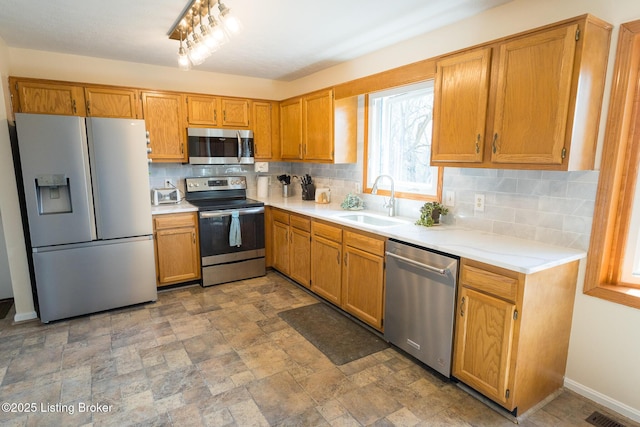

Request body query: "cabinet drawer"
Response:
[313, 221, 342, 242]
[154, 213, 196, 231]
[290, 214, 311, 232]
[461, 263, 518, 302]
[344, 231, 385, 257]
[272, 209, 290, 225]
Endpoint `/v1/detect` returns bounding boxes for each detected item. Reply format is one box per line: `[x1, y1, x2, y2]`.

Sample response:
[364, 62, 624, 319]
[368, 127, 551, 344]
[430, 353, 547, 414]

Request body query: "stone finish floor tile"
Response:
[0, 271, 638, 426]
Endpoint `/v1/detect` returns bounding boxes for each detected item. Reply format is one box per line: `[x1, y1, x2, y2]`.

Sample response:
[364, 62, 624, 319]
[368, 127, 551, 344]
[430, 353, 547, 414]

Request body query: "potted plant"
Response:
[416, 201, 449, 227]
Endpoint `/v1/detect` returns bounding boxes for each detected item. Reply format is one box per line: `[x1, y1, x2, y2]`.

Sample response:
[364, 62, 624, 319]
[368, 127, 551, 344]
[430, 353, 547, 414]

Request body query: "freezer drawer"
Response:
[33, 237, 157, 323]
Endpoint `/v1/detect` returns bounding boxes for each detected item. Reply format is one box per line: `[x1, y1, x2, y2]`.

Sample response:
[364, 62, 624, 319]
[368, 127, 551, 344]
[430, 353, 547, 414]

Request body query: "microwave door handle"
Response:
[237, 131, 242, 162]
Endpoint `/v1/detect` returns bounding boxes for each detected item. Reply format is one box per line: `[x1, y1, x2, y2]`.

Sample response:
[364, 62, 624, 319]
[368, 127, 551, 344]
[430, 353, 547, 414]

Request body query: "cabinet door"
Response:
[155, 226, 200, 286]
[280, 98, 303, 160]
[432, 48, 491, 163]
[290, 227, 311, 288]
[311, 235, 342, 305]
[85, 87, 139, 119]
[185, 95, 220, 126]
[142, 91, 187, 163]
[491, 25, 578, 165]
[253, 101, 275, 159]
[14, 80, 85, 116]
[272, 221, 290, 275]
[341, 246, 385, 330]
[221, 98, 250, 127]
[452, 286, 516, 406]
[303, 89, 334, 161]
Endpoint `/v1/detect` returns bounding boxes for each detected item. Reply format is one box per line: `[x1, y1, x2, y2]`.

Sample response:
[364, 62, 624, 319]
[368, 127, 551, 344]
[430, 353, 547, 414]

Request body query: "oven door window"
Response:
[199, 211, 265, 257]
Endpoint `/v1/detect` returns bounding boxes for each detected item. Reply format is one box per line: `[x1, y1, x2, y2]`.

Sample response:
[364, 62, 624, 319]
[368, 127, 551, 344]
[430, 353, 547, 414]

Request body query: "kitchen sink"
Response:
[336, 212, 407, 227]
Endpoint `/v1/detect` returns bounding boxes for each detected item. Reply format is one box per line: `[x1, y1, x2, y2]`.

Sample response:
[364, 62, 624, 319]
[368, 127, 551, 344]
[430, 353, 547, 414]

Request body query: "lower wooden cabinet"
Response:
[153, 212, 201, 287]
[267, 208, 387, 331]
[452, 258, 579, 415]
[310, 222, 343, 304]
[271, 208, 311, 287]
[289, 215, 311, 287]
[341, 231, 386, 330]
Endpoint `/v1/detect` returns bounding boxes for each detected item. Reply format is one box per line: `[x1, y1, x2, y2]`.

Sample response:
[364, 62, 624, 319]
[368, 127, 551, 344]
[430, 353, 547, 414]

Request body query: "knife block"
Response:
[301, 184, 316, 200]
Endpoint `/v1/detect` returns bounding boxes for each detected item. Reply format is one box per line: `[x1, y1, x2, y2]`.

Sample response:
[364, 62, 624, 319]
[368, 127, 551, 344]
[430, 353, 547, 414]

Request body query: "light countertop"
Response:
[150, 201, 198, 215]
[260, 195, 586, 275]
[149, 195, 586, 275]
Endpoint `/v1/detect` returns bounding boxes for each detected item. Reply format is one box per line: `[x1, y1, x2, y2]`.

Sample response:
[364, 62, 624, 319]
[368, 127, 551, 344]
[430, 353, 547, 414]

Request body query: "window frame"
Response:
[363, 79, 443, 202]
[585, 20, 640, 309]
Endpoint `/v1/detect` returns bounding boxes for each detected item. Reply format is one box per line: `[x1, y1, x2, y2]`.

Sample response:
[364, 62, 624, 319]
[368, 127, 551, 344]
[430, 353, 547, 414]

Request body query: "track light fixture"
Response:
[168, 0, 241, 70]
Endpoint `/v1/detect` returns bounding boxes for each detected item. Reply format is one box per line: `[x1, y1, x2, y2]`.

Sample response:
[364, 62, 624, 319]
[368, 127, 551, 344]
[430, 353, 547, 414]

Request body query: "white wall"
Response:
[3, 0, 640, 421]
[7, 49, 288, 100]
[0, 38, 36, 321]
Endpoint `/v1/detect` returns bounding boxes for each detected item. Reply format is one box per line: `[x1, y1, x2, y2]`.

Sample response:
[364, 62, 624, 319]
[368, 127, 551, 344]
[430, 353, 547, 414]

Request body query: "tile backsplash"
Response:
[150, 162, 597, 252]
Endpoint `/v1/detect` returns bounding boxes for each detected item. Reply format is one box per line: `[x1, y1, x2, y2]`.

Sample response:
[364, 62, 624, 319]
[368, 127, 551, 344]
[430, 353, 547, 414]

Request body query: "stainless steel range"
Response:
[185, 176, 265, 286]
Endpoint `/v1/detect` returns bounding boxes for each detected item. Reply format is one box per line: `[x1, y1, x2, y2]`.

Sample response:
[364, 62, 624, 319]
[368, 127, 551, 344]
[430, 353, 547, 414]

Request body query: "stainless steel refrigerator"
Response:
[15, 113, 157, 323]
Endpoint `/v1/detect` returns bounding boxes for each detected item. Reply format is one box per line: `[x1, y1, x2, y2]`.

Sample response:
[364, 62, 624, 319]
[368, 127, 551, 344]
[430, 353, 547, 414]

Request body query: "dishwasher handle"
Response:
[385, 251, 449, 275]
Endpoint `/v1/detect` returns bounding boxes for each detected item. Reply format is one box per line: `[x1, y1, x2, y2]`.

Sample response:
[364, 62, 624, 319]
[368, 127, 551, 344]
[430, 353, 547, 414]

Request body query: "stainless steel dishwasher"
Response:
[384, 239, 458, 377]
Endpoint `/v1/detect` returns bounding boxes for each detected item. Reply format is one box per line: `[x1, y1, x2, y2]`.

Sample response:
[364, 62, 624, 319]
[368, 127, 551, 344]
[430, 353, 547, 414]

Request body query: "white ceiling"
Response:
[0, 0, 512, 81]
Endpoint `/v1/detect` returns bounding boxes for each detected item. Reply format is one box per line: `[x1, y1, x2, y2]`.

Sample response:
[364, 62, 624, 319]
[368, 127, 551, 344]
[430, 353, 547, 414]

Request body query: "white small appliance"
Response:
[152, 188, 180, 205]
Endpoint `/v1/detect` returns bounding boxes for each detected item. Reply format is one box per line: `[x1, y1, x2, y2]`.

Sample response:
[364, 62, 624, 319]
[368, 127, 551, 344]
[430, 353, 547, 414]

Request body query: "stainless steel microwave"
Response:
[188, 128, 254, 165]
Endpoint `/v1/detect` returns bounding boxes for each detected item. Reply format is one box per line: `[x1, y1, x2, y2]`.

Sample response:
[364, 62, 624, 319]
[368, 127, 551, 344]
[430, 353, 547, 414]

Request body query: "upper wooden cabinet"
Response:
[185, 94, 220, 126]
[85, 86, 140, 119]
[253, 100, 280, 160]
[10, 78, 86, 116]
[141, 91, 187, 163]
[280, 89, 357, 163]
[431, 14, 612, 170]
[221, 98, 250, 127]
[280, 97, 303, 160]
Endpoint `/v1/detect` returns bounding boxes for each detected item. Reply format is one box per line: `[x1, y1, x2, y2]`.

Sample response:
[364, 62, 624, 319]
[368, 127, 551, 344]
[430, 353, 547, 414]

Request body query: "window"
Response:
[365, 81, 442, 200]
[585, 20, 640, 308]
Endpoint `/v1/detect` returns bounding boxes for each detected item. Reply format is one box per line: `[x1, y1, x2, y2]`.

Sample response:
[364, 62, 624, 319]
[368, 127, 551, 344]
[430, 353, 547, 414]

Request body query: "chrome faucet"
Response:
[371, 174, 396, 217]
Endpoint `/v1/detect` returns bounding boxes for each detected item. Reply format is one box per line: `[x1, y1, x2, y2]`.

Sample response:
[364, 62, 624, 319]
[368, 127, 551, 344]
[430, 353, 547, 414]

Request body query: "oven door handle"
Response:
[199, 207, 265, 218]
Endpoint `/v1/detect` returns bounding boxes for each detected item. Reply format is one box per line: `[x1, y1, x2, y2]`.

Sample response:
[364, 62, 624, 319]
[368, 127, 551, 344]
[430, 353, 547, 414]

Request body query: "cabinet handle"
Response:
[192, 232, 196, 244]
[344, 253, 348, 266]
[337, 251, 341, 265]
[214, 110, 217, 122]
[475, 134, 480, 154]
[72, 99, 77, 114]
[86, 100, 91, 116]
[223, 110, 226, 121]
[460, 296, 465, 317]
[492, 133, 498, 154]
[290, 230, 293, 243]
[181, 144, 184, 154]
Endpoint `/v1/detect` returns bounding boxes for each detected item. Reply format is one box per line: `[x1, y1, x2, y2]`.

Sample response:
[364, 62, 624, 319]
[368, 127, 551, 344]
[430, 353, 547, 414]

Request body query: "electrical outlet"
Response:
[474, 193, 485, 212]
[445, 191, 455, 207]
[164, 178, 174, 188]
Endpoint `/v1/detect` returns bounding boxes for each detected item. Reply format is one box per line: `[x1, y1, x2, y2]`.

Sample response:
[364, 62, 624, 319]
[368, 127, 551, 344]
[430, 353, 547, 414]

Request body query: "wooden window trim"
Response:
[585, 20, 640, 309]
[362, 84, 444, 203]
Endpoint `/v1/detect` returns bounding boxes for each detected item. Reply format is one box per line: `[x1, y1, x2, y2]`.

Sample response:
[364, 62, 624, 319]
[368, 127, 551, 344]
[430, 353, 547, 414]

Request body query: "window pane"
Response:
[367, 81, 438, 196]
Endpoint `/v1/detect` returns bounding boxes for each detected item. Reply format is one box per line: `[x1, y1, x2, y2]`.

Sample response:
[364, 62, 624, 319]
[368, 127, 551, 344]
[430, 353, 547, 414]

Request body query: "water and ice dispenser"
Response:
[35, 174, 72, 214]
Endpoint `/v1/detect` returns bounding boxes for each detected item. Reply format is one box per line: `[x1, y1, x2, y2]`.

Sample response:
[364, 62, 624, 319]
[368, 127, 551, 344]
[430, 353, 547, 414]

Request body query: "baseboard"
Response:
[13, 310, 37, 323]
[564, 377, 640, 423]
